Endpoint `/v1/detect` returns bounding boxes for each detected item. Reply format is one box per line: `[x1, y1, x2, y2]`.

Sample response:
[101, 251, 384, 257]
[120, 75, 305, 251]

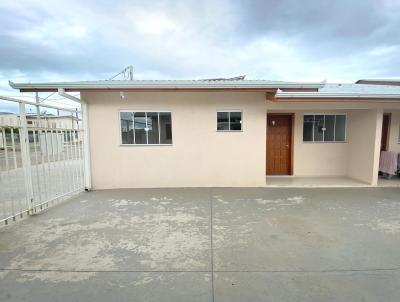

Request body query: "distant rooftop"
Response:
[356, 79, 400, 86]
[275, 82, 400, 99]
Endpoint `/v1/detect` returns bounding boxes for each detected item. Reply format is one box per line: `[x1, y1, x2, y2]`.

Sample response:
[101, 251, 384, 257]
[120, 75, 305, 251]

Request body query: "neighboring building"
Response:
[10, 79, 400, 189]
[0, 112, 81, 148]
[0, 112, 81, 129]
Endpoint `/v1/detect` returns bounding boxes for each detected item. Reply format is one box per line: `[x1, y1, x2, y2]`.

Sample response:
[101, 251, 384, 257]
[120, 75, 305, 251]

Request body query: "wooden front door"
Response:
[381, 114, 391, 152]
[266, 114, 293, 175]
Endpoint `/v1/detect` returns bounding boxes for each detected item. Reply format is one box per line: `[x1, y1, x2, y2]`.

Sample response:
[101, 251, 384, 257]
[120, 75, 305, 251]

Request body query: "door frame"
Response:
[266, 113, 295, 175]
[381, 113, 391, 152]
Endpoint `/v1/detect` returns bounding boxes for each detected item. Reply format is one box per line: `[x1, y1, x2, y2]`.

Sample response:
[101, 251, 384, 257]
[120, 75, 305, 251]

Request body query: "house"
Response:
[9, 79, 400, 189]
[0, 112, 81, 148]
[0, 112, 80, 129]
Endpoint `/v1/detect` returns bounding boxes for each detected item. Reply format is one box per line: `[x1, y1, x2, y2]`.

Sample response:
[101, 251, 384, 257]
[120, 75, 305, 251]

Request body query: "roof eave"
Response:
[9, 80, 325, 92]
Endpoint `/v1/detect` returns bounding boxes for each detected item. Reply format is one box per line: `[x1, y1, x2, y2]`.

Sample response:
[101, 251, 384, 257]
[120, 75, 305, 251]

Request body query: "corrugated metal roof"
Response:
[320, 83, 400, 94]
[356, 79, 400, 86]
[276, 83, 400, 99]
[9, 79, 325, 91]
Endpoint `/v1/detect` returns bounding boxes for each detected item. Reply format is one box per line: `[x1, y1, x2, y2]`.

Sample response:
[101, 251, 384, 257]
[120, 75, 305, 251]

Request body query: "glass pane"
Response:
[159, 112, 172, 144]
[147, 112, 159, 144]
[303, 115, 314, 142]
[314, 115, 324, 142]
[230, 112, 242, 131]
[120, 112, 134, 144]
[217, 112, 229, 131]
[335, 115, 346, 141]
[324, 115, 335, 141]
[134, 112, 147, 144]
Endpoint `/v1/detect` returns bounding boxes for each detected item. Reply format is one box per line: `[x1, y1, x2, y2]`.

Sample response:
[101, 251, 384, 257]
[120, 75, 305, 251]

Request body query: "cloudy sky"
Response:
[1, 0, 400, 100]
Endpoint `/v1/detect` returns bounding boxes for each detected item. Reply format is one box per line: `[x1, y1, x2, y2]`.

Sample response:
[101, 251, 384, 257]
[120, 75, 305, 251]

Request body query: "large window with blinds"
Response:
[120, 111, 172, 145]
[303, 114, 346, 142]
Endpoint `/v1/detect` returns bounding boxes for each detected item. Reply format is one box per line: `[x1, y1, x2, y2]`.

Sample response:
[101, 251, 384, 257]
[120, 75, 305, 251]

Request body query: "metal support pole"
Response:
[129, 65, 133, 80]
[35, 92, 40, 127]
[75, 108, 79, 130]
[19, 102, 34, 213]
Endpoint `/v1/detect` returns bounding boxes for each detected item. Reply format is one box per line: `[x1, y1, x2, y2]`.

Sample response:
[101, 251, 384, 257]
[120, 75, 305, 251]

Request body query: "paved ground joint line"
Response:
[209, 187, 215, 302]
[1, 267, 400, 274]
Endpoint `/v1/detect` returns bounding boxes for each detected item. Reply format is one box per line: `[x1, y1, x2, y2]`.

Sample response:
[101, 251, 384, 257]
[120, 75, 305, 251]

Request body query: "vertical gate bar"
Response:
[64, 130, 73, 193]
[69, 130, 76, 191]
[10, 127, 21, 216]
[44, 129, 53, 199]
[60, 130, 68, 195]
[34, 93, 43, 204]
[72, 130, 79, 191]
[1, 128, 12, 218]
[18, 102, 34, 214]
[39, 128, 49, 201]
[2, 127, 12, 218]
[2, 128, 9, 172]
[68, 130, 77, 191]
[55, 129, 64, 197]
[77, 130, 84, 189]
[49, 129, 58, 198]
[32, 128, 42, 204]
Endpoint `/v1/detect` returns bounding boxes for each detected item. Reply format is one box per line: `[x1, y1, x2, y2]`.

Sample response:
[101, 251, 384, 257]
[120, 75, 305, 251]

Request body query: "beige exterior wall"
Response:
[387, 110, 400, 153]
[83, 91, 267, 189]
[292, 111, 349, 176]
[268, 102, 400, 184]
[347, 109, 382, 185]
[83, 91, 400, 189]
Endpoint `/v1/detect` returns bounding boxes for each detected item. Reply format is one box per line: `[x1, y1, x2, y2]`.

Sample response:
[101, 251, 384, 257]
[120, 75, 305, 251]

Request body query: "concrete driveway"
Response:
[0, 187, 400, 301]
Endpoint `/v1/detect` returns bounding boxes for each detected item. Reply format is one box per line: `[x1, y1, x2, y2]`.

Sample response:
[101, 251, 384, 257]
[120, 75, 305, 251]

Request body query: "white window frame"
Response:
[119, 110, 172, 146]
[303, 113, 347, 143]
[216, 110, 243, 132]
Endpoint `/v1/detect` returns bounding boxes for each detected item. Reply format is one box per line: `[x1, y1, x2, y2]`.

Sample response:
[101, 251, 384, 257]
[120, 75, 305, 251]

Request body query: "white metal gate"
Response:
[0, 97, 85, 225]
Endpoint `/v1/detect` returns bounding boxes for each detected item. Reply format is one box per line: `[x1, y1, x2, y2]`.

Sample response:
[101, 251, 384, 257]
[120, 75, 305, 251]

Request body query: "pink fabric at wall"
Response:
[379, 151, 398, 175]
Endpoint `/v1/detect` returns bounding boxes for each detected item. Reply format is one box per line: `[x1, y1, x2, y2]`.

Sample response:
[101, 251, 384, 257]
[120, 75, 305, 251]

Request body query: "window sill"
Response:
[303, 141, 347, 144]
[120, 144, 173, 146]
[216, 130, 243, 132]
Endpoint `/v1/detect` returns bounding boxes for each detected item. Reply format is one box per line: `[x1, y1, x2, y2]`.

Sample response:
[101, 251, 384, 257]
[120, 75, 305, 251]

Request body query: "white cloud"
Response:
[0, 0, 399, 89]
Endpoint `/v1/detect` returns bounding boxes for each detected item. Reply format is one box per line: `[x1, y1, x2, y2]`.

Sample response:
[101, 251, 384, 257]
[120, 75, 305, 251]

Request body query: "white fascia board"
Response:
[9, 80, 325, 90]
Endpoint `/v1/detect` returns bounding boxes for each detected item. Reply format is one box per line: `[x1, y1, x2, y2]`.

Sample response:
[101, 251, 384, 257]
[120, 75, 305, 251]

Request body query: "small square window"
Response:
[217, 111, 242, 131]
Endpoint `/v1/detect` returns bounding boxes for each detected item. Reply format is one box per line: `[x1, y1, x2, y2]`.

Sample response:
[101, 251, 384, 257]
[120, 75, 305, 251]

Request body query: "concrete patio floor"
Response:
[1, 187, 400, 301]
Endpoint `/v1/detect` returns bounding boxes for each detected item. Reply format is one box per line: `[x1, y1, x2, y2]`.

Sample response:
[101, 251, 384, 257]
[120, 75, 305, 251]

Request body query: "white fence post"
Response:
[81, 102, 91, 191]
[19, 101, 34, 214]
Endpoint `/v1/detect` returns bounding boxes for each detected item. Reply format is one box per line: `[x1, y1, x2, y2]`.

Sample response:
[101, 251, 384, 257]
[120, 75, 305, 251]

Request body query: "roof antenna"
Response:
[109, 65, 133, 80]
